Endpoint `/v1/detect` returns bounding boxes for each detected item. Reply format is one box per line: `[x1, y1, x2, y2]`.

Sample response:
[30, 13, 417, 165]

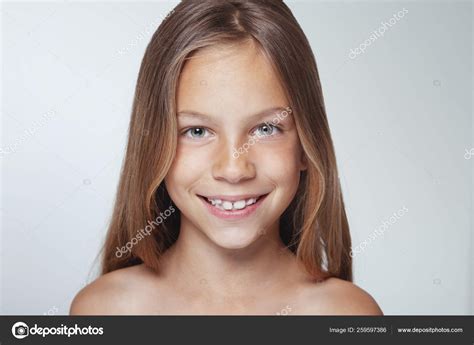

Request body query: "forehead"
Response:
[176, 40, 288, 117]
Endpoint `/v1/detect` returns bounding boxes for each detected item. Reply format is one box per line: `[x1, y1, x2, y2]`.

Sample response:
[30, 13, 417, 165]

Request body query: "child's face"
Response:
[165, 40, 307, 249]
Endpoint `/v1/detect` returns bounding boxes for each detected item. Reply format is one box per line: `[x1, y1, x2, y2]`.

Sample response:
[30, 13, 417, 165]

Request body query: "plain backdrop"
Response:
[1, 0, 472, 315]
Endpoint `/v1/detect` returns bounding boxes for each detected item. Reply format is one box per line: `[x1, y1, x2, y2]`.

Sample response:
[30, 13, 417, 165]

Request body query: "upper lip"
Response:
[198, 193, 268, 202]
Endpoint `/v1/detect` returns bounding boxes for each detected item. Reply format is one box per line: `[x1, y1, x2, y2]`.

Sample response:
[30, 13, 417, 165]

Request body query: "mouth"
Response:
[196, 193, 270, 219]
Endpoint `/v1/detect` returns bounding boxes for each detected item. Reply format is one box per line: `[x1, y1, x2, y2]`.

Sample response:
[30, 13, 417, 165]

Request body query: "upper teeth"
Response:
[207, 197, 258, 210]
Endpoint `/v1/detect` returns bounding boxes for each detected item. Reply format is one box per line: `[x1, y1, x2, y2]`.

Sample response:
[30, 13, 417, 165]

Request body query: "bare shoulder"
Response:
[323, 278, 383, 315]
[69, 264, 156, 315]
[298, 277, 383, 315]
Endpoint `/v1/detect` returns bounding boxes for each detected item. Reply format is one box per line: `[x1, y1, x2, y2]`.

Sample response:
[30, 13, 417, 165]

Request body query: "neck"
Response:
[160, 217, 302, 300]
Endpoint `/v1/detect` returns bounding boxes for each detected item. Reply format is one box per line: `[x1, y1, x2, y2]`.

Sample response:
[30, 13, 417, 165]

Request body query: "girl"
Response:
[71, 0, 383, 315]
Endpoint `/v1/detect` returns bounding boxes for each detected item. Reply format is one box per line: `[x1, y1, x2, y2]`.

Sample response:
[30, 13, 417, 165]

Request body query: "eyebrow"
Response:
[177, 107, 290, 124]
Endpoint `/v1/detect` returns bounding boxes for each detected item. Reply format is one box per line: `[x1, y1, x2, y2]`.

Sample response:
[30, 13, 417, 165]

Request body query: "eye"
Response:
[181, 127, 212, 139]
[252, 123, 281, 137]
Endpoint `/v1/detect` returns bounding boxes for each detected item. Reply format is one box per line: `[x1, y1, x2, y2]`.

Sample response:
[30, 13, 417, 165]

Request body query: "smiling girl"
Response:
[70, 0, 383, 315]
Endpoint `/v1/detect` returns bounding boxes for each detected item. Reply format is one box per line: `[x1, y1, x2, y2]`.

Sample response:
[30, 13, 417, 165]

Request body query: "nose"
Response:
[212, 138, 256, 184]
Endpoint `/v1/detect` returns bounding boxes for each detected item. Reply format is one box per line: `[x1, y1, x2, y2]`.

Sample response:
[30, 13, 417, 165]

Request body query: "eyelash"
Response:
[181, 123, 283, 140]
[180, 127, 211, 140]
[253, 123, 282, 138]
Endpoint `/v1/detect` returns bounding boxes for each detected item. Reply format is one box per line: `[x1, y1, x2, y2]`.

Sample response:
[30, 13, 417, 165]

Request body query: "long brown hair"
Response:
[101, 0, 352, 282]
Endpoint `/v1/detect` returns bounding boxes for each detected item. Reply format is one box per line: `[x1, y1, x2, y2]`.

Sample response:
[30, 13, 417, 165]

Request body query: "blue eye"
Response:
[182, 127, 210, 139]
[253, 123, 281, 137]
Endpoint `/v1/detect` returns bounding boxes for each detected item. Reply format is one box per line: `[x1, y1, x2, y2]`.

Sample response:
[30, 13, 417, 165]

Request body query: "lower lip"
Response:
[198, 194, 269, 220]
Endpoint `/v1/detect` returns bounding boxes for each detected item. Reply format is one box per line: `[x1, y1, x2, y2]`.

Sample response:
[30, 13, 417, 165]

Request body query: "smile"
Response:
[197, 193, 269, 219]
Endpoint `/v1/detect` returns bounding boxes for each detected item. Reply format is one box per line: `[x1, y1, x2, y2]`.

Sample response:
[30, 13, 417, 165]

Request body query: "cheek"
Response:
[255, 139, 303, 183]
[165, 143, 210, 191]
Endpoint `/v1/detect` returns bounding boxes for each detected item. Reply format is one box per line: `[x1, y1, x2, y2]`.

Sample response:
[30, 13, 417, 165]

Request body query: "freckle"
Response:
[199, 80, 207, 86]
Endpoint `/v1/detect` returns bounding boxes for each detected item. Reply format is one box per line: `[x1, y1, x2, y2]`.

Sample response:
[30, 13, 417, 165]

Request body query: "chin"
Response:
[206, 226, 261, 250]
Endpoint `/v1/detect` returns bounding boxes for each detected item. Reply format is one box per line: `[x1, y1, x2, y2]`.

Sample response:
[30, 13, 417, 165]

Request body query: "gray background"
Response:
[1, 0, 472, 315]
